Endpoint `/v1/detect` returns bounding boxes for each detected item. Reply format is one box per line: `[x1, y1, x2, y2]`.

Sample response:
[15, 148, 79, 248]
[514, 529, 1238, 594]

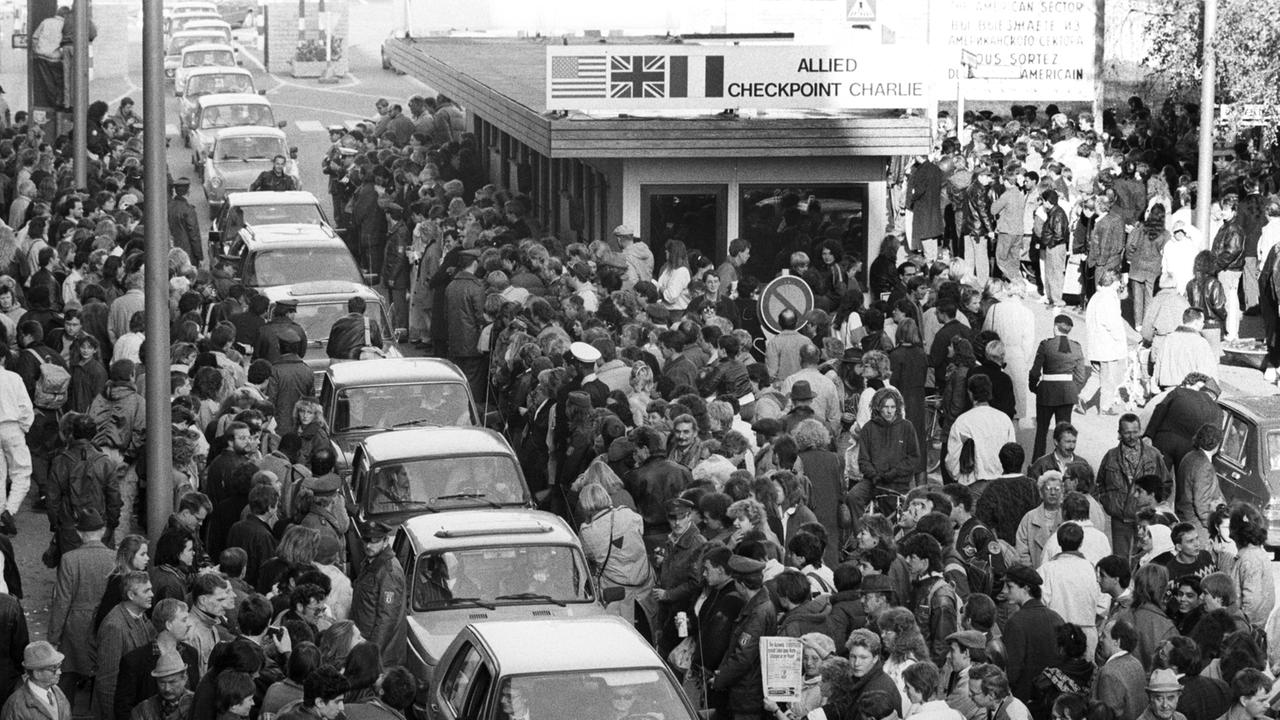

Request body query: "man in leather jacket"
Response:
[1186, 249, 1227, 358]
[1088, 195, 1126, 282]
[1040, 189, 1071, 306]
[961, 166, 997, 284]
[249, 155, 298, 192]
[1211, 195, 1244, 340]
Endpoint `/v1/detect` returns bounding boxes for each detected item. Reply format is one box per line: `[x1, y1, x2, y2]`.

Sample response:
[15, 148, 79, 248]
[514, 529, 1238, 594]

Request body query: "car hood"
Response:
[407, 604, 606, 665]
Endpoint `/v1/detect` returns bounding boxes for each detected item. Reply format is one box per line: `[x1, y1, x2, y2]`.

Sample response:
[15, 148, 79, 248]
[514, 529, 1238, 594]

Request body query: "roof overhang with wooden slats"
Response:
[384, 37, 932, 159]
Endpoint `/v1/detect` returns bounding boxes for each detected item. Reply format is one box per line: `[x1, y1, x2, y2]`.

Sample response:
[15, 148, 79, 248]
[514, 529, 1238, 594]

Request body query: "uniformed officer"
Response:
[1028, 313, 1088, 458]
[351, 521, 407, 665]
[712, 555, 777, 720]
[167, 177, 202, 266]
[253, 299, 307, 363]
[322, 125, 351, 229]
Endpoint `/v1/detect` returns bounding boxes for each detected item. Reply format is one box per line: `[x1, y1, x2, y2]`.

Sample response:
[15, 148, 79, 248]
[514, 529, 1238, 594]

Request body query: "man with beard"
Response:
[249, 155, 298, 193]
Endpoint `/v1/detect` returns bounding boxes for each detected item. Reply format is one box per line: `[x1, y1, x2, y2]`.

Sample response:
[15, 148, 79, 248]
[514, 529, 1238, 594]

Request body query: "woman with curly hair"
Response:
[876, 607, 929, 706]
[794, 418, 841, 567]
[751, 476, 787, 544]
[1228, 501, 1275, 627]
[570, 456, 637, 513]
[293, 398, 330, 468]
[728, 497, 782, 556]
[854, 387, 920, 515]
[854, 349, 894, 431]
[1128, 562, 1176, 671]
[258, 525, 321, 595]
[627, 361, 655, 427]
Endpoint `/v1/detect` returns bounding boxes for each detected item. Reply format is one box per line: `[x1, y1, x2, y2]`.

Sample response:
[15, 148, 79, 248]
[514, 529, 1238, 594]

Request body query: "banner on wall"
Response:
[546, 44, 933, 111]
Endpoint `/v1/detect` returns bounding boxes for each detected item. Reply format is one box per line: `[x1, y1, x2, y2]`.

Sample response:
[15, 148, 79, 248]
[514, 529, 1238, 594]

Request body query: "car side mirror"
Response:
[601, 586, 625, 604]
[364, 272, 380, 286]
[277, 120, 288, 129]
[289, 146, 299, 159]
[258, 89, 267, 95]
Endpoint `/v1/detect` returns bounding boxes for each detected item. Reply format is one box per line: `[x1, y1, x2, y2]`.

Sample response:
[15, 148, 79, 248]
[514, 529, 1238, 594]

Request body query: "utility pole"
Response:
[1195, 0, 1217, 234]
[71, 0, 88, 189]
[142, 0, 172, 543]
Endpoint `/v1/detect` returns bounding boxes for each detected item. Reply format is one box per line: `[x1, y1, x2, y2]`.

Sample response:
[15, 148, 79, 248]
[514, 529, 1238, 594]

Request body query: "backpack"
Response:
[27, 349, 69, 410]
[60, 447, 105, 523]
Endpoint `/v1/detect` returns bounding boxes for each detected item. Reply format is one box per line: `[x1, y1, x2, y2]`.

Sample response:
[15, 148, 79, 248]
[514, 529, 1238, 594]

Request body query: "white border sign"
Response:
[547, 44, 933, 111]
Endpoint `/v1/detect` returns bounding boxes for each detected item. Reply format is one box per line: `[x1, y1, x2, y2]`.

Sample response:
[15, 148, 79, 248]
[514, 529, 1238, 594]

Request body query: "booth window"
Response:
[738, 184, 868, 281]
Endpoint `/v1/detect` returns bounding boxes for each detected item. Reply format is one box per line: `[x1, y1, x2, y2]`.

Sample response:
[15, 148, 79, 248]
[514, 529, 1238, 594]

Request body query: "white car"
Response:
[165, 29, 229, 80]
[201, 127, 298, 210]
[174, 42, 237, 95]
[188, 93, 282, 170]
[180, 18, 238, 63]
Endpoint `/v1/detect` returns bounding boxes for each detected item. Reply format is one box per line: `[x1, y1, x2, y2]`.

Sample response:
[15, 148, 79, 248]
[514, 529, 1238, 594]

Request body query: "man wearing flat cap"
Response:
[1001, 563, 1065, 706]
[712, 554, 776, 719]
[351, 521, 406, 665]
[3, 642, 70, 720]
[1029, 313, 1087, 459]
[654, 495, 705, 661]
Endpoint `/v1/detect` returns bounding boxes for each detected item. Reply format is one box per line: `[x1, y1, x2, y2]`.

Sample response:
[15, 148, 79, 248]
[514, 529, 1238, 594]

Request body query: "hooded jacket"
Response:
[857, 414, 920, 493]
[86, 380, 146, 458]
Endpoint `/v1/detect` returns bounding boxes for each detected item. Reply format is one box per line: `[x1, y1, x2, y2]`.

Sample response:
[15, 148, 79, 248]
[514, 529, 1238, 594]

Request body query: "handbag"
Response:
[667, 636, 694, 672]
[358, 316, 385, 360]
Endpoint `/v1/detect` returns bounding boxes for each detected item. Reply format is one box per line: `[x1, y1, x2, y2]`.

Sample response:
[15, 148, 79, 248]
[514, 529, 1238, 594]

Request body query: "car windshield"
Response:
[200, 104, 274, 129]
[184, 50, 235, 67]
[240, 203, 325, 226]
[369, 455, 528, 515]
[411, 544, 592, 611]
[171, 35, 221, 54]
[289, 300, 391, 345]
[335, 383, 473, 432]
[244, 247, 360, 286]
[216, 136, 284, 161]
[186, 74, 254, 97]
[496, 670, 691, 720]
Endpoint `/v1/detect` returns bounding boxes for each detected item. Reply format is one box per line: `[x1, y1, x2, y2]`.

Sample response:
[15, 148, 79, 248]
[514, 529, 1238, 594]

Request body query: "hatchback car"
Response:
[347, 427, 533, 527]
[1214, 395, 1280, 546]
[428, 617, 695, 720]
[175, 43, 237, 93]
[165, 30, 229, 79]
[178, 67, 256, 141]
[319, 357, 476, 473]
[188, 93, 282, 170]
[220, 225, 360, 290]
[258, 281, 400, 383]
[201, 127, 298, 211]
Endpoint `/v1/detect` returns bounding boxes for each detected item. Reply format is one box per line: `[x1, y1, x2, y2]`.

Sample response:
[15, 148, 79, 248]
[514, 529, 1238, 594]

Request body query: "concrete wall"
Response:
[263, 0, 350, 75]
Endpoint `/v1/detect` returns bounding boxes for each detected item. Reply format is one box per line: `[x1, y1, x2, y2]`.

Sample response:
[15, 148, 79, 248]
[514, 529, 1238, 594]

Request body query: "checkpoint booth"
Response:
[384, 37, 933, 281]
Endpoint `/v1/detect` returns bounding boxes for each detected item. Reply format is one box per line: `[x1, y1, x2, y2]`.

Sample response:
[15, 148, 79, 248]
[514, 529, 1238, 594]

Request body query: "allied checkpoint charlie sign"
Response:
[546, 44, 933, 111]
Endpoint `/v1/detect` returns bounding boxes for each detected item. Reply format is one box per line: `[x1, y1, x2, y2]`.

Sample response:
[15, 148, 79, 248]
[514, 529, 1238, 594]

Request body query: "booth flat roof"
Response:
[386, 37, 932, 159]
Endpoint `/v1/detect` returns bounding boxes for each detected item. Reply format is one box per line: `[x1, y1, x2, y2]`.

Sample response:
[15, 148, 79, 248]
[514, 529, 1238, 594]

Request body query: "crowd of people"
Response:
[0, 68, 1265, 720]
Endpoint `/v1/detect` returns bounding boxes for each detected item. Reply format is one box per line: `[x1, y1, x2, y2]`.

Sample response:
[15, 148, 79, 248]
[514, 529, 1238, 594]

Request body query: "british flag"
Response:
[610, 56, 668, 99]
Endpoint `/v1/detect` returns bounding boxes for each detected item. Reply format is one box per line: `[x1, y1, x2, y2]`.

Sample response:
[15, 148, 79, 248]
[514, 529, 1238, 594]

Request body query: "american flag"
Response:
[550, 56, 608, 99]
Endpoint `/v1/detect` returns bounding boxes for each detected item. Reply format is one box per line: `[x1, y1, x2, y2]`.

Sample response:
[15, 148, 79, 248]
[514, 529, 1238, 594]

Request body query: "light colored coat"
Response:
[1085, 284, 1128, 362]
[984, 298, 1036, 418]
[47, 539, 115, 675]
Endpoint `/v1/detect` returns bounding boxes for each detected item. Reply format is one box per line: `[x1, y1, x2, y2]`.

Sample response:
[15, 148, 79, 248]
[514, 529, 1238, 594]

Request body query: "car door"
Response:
[435, 642, 495, 720]
[1217, 409, 1265, 505]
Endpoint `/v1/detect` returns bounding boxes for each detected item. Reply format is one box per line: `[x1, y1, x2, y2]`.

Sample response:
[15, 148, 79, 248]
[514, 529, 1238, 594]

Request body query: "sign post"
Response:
[757, 275, 815, 336]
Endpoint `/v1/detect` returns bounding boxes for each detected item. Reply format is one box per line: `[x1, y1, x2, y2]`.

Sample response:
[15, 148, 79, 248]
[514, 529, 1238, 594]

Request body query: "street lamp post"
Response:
[1195, 0, 1217, 234]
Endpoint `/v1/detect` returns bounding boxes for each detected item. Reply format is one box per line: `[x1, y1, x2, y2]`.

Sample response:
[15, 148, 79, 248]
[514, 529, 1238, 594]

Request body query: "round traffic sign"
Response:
[758, 275, 814, 335]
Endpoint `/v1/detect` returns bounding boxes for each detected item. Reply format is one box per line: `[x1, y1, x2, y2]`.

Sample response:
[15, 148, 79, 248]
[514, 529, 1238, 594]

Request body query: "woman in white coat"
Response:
[983, 278, 1036, 420]
[578, 484, 653, 625]
[1079, 269, 1130, 414]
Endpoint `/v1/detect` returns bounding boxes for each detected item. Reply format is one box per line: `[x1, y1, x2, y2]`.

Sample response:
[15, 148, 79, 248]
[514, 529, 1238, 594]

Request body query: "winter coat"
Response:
[48, 539, 115, 675]
[268, 354, 313, 435]
[0, 681, 71, 720]
[1090, 212, 1127, 272]
[444, 269, 485, 357]
[907, 160, 945, 241]
[1213, 222, 1245, 272]
[1084, 285, 1127, 362]
[713, 588, 778, 715]
[1126, 226, 1168, 283]
[254, 317, 308, 365]
[960, 183, 995, 237]
[1186, 274, 1227, 329]
[350, 546, 407, 665]
[47, 440, 120, 552]
[857, 415, 920, 493]
[86, 381, 146, 459]
[579, 506, 653, 622]
[68, 357, 107, 414]
[1005, 598, 1065, 700]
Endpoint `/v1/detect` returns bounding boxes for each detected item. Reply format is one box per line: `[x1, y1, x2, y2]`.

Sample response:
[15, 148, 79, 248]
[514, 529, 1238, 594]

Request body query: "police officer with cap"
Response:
[1029, 313, 1087, 458]
[253, 299, 307, 363]
[654, 496, 706, 659]
[168, 177, 202, 266]
[351, 520, 407, 665]
[712, 553, 777, 718]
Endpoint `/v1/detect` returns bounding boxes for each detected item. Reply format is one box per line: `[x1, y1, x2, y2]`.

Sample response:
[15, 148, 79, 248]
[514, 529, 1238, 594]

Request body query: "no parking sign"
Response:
[757, 275, 814, 335]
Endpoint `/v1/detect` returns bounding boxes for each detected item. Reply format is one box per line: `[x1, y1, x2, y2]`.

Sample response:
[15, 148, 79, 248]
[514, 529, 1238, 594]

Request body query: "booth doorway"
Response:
[641, 184, 728, 266]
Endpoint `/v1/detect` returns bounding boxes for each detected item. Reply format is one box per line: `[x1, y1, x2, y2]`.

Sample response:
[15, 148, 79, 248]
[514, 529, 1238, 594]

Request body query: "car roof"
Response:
[401, 509, 578, 551]
[171, 29, 226, 40]
[227, 190, 319, 207]
[183, 18, 231, 28]
[362, 427, 515, 463]
[260, 281, 380, 303]
[212, 126, 285, 141]
[1219, 395, 1280, 423]
[326, 357, 468, 386]
[184, 66, 253, 80]
[181, 42, 236, 54]
[468, 618, 662, 675]
[172, 2, 218, 11]
[241, 224, 343, 247]
[198, 93, 270, 107]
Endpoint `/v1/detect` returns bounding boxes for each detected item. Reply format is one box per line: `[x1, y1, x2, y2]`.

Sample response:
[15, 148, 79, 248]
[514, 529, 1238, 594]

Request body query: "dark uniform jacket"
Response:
[1029, 334, 1087, 406]
[253, 317, 307, 364]
[351, 546, 407, 665]
[444, 270, 484, 358]
[713, 587, 778, 716]
[655, 525, 706, 654]
[167, 197, 201, 264]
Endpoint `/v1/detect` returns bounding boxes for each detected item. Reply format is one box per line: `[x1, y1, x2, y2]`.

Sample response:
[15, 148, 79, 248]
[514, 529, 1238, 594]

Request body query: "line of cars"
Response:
[162, 4, 693, 715]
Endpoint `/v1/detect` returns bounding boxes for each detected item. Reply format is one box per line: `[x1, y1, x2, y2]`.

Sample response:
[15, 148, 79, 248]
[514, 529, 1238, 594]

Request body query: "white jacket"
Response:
[1084, 285, 1128, 362]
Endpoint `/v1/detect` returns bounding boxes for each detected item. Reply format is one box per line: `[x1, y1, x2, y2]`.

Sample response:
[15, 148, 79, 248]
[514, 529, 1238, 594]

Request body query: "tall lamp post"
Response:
[1195, 0, 1217, 234]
